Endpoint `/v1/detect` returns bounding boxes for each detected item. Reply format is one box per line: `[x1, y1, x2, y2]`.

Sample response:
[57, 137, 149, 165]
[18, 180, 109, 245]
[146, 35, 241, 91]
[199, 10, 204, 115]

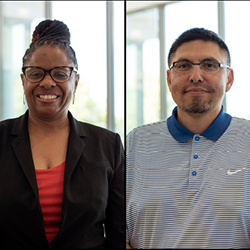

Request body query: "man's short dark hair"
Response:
[167, 27, 231, 67]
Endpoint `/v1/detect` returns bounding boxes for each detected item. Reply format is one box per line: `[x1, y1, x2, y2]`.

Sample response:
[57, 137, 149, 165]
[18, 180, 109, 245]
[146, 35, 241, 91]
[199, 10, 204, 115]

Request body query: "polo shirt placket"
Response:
[167, 106, 232, 193]
[188, 135, 214, 192]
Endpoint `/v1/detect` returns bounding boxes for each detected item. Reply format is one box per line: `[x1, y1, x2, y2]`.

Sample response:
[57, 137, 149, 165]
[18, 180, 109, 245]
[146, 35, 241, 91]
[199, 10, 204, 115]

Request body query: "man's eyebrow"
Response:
[174, 58, 191, 63]
[200, 57, 219, 62]
[175, 57, 219, 63]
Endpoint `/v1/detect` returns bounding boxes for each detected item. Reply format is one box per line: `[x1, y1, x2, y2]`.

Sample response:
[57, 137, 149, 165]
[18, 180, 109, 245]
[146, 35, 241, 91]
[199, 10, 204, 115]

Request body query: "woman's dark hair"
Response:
[167, 27, 231, 67]
[22, 19, 78, 69]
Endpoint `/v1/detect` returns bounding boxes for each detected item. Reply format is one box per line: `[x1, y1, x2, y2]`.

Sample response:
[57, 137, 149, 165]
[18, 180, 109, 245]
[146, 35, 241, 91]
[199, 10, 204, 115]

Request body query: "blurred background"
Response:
[0, 1, 124, 142]
[127, 1, 250, 133]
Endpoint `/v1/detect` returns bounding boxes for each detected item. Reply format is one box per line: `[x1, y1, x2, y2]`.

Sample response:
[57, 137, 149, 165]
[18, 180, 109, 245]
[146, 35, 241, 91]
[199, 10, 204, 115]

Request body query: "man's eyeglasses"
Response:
[169, 61, 230, 73]
[22, 66, 78, 83]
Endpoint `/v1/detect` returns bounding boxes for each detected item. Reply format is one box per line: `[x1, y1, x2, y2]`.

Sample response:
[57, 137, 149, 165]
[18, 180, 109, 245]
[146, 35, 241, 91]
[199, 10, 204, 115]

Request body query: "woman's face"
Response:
[21, 46, 79, 121]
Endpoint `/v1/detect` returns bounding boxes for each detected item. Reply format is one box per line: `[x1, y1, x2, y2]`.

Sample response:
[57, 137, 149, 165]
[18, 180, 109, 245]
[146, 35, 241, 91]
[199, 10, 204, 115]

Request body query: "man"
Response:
[126, 28, 250, 249]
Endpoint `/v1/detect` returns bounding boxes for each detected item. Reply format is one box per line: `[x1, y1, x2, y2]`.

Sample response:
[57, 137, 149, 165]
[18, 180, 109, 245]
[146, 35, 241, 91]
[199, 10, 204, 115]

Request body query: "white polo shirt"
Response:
[126, 106, 250, 249]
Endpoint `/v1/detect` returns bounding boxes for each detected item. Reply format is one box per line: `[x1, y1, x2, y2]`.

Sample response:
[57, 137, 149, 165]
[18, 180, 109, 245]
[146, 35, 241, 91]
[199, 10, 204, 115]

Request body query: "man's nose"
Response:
[189, 65, 204, 83]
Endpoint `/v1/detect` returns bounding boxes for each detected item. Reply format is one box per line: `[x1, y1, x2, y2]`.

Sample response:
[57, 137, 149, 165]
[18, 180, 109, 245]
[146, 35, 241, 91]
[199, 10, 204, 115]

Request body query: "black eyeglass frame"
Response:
[22, 66, 78, 83]
[169, 61, 230, 73]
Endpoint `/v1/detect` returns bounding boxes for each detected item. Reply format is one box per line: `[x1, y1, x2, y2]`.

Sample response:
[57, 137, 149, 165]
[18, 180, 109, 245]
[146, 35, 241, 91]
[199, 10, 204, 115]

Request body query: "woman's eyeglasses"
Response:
[22, 66, 78, 83]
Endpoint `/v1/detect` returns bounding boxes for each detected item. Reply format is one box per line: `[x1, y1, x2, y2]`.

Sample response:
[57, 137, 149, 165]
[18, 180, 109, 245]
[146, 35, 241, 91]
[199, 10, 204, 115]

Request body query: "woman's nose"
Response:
[39, 73, 56, 88]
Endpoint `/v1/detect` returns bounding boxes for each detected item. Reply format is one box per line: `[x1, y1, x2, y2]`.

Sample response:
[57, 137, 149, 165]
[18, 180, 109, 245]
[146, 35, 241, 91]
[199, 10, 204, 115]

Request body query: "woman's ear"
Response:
[74, 74, 80, 93]
[20, 74, 25, 87]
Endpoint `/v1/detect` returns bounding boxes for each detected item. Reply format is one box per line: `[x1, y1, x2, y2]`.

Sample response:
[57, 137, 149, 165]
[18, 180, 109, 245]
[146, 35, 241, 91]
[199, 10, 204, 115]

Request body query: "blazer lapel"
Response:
[10, 111, 86, 205]
[56, 112, 86, 238]
[11, 111, 39, 199]
[63, 112, 86, 186]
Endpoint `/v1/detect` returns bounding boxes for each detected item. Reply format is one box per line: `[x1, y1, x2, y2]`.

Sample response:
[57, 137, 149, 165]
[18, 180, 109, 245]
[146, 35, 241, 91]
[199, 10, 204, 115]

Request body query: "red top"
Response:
[35, 161, 65, 243]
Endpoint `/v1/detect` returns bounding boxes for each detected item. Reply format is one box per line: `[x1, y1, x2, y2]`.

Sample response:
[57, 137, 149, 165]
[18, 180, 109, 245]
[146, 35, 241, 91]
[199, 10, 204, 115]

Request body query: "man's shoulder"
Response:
[231, 116, 250, 127]
[127, 119, 168, 137]
[226, 116, 250, 135]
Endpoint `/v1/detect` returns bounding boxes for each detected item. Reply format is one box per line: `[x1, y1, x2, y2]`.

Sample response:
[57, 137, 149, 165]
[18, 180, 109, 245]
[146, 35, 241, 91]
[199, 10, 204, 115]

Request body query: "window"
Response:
[52, 1, 107, 128]
[225, 1, 250, 120]
[126, 1, 219, 133]
[114, 1, 125, 140]
[0, 1, 124, 141]
[52, 0, 124, 139]
[127, 8, 160, 133]
[0, 1, 45, 120]
[164, 1, 218, 116]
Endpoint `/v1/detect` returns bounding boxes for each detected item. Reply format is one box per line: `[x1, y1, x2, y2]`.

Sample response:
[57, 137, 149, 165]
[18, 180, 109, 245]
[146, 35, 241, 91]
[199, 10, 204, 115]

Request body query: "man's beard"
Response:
[181, 97, 213, 114]
[179, 83, 215, 114]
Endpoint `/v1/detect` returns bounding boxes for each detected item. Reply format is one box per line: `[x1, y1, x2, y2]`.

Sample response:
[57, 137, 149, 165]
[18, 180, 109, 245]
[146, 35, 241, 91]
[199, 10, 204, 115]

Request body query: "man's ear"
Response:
[166, 70, 172, 93]
[225, 68, 234, 93]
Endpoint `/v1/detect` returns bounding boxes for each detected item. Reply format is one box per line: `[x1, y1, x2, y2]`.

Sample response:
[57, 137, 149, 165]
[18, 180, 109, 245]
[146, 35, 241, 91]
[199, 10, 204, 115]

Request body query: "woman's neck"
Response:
[27, 112, 70, 134]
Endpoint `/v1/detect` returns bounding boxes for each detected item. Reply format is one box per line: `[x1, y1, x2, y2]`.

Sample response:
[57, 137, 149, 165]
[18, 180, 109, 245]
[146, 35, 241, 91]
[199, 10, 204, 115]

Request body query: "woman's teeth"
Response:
[39, 95, 57, 100]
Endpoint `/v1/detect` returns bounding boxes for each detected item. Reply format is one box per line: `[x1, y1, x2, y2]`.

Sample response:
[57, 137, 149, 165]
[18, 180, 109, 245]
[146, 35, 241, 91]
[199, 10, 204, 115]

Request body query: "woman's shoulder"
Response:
[69, 112, 119, 138]
[76, 120, 120, 143]
[80, 121, 115, 134]
[0, 115, 22, 132]
[0, 112, 27, 134]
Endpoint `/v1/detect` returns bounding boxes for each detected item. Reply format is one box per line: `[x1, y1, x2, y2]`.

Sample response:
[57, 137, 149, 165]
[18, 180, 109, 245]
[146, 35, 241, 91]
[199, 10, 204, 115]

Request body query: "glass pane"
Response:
[165, 1, 218, 117]
[127, 8, 160, 133]
[225, 1, 250, 119]
[52, 1, 107, 128]
[114, 1, 125, 141]
[1, 1, 45, 120]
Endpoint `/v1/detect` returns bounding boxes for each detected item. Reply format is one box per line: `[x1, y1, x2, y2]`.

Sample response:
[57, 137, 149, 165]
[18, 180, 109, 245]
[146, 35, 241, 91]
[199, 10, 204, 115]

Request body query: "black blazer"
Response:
[0, 110, 124, 249]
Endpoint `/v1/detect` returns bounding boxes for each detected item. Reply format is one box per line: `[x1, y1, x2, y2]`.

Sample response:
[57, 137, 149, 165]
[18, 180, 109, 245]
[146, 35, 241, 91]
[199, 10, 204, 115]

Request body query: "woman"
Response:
[0, 19, 124, 249]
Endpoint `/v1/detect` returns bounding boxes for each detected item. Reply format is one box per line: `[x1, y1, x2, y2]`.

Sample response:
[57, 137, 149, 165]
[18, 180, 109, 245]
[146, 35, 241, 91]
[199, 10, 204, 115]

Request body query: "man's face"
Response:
[167, 40, 234, 117]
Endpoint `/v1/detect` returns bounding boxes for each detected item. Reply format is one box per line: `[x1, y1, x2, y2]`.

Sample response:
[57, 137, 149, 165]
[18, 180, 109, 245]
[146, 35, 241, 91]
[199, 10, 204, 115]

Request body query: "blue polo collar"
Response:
[167, 106, 232, 143]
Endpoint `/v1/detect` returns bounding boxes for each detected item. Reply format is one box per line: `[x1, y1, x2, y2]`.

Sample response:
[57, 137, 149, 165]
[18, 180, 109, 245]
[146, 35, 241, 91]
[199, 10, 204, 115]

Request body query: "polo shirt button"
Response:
[193, 154, 198, 159]
[195, 136, 200, 141]
[192, 171, 197, 176]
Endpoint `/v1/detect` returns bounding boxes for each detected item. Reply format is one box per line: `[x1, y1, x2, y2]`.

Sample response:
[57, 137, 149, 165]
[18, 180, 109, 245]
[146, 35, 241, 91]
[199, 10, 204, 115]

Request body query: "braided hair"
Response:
[22, 19, 78, 69]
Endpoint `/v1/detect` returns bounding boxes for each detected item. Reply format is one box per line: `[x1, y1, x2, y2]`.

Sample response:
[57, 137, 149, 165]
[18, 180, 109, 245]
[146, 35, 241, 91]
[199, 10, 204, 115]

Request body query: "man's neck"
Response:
[176, 105, 222, 134]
